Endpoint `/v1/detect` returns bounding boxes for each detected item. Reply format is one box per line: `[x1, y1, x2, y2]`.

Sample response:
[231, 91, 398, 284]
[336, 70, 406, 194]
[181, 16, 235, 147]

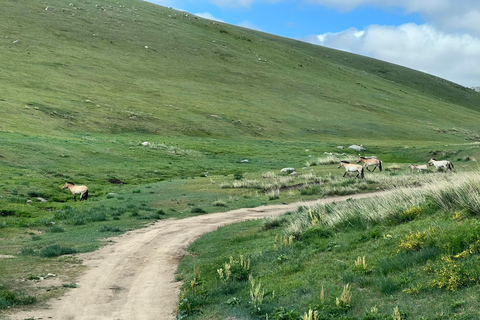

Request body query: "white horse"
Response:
[428, 158, 454, 172]
[62, 182, 89, 201]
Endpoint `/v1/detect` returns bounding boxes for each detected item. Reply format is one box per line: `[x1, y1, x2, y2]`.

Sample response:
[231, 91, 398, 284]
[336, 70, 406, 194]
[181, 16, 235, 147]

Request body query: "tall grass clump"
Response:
[287, 172, 480, 235]
[307, 155, 357, 167]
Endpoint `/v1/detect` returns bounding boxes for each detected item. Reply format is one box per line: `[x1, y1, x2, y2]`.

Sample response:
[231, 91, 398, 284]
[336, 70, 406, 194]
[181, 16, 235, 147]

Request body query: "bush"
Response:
[191, 207, 206, 214]
[0, 290, 36, 309]
[100, 225, 122, 232]
[300, 185, 322, 195]
[39, 245, 77, 258]
[301, 226, 334, 241]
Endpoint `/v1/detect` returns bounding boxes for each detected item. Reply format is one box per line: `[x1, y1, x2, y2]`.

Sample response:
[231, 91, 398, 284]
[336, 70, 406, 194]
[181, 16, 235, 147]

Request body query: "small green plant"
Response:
[401, 205, 422, 221]
[217, 255, 250, 282]
[354, 256, 368, 272]
[100, 225, 122, 232]
[249, 275, 264, 311]
[212, 199, 227, 207]
[39, 245, 77, 258]
[274, 234, 295, 250]
[0, 289, 36, 309]
[335, 283, 352, 309]
[46, 225, 65, 233]
[302, 309, 319, 320]
[266, 189, 280, 200]
[191, 207, 206, 214]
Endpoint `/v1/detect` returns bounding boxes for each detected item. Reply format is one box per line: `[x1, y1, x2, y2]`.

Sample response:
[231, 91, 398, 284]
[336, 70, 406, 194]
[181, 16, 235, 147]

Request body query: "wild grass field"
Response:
[1, 0, 480, 318]
[176, 172, 480, 320]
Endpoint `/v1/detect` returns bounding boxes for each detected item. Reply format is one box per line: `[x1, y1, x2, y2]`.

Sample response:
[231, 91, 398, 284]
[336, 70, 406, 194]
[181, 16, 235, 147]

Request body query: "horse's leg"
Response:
[343, 171, 347, 177]
[371, 166, 376, 172]
[74, 194, 77, 202]
[366, 167, 372, 172]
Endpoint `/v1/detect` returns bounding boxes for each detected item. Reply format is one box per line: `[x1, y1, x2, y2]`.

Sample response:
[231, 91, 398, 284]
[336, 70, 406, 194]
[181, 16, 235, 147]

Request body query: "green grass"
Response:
[1, 0, 480, 317]
[176, 173, 480, 319]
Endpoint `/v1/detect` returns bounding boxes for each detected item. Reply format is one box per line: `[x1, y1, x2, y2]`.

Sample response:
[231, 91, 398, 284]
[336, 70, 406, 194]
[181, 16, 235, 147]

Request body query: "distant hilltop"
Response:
[472, 87, 480, 92]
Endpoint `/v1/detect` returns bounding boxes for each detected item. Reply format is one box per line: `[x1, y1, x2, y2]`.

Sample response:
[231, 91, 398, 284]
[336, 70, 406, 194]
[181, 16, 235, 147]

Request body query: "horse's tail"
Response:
[360, 166, 365, 179]
[449, 161, 454, 171]
[379, 161, 383, 172]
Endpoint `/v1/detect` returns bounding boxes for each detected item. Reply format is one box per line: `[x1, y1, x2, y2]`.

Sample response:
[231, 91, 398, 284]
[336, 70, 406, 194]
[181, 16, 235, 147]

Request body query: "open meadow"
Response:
[1, 0, 480, 319]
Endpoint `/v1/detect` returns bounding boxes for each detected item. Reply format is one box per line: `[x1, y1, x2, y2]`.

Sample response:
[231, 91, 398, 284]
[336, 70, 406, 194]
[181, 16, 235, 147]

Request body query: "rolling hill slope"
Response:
[1, 0, 480, 143]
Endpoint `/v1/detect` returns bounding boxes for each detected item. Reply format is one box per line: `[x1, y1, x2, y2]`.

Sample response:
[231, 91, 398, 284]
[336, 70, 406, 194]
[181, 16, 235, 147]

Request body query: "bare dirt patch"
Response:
[9, 191, 388, 320]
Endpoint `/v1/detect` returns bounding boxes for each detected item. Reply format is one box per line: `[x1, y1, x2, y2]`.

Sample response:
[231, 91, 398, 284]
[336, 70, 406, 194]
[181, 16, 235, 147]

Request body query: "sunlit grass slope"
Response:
[1, 0, 480, 142]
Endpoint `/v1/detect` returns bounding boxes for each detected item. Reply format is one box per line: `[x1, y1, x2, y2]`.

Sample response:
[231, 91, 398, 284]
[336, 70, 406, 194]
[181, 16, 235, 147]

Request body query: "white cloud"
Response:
[306, 23, 480, 87]
[194, 12, 224, 22]
[305, 0, 480, 37]
[238, 20, 263, 31]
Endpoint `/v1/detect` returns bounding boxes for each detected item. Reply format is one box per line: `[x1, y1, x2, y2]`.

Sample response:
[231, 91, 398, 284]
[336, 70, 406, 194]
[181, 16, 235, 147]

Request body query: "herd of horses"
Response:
[61, 157, 454, 202]
[338, 157, 454, 179]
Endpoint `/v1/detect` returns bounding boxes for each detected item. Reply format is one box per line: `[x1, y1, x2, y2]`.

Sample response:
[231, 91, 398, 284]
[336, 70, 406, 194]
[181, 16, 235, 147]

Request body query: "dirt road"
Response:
[10, 191, 388, 320]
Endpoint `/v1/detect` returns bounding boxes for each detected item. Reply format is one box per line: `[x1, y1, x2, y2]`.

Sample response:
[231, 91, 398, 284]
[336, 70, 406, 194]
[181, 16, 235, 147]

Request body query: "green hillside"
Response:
[1, 0, 480, 142]
[2, 0, 480, 317]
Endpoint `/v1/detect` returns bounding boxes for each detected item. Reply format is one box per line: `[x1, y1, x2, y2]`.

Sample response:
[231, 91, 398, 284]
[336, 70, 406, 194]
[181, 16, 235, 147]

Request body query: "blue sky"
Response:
[145, 0, 480, 87]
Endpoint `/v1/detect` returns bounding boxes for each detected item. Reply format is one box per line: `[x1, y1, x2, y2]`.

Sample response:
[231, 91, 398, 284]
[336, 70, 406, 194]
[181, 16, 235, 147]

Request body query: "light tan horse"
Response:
[62, 182, 88, 201]
[408, 164, 428, 172]
[357, 156, 382, 172]
[428, 158, 454, 172]
[338, 161, 364, 179]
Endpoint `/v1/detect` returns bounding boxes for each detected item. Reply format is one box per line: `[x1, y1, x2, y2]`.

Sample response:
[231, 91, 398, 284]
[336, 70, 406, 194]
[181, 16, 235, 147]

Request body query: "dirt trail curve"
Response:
[10, 191, 388, 320]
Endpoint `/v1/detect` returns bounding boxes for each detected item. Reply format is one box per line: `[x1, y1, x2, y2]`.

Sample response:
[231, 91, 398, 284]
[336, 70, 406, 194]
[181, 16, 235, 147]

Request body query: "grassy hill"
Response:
[1, 0, 480, 142]
[1, 0, 480, 318]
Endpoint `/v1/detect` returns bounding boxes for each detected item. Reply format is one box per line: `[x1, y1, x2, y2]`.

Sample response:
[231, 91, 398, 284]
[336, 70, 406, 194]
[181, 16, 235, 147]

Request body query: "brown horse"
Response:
[338, 161, 365, 179]
[357, 157, 382, 172]
[62, 182, 88, 201]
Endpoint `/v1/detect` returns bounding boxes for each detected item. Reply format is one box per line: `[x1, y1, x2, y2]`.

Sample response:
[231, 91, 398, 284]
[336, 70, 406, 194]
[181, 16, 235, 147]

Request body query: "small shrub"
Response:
[262, 215, 288, 230]
[301, 226, 333, 241]
[100, 225, 122, 232]
[0, 290, 36, 309]
[20, 246, 35, 256]
[266, 189, 280, 200]
[233, 172, 243, 180]
[212, 199, 227, 207]
[401, 206, 422, 222]
[191, 207, 206, 214]
[270, 307, 300, 320]
[62, 283, 79, 288]
[300, 185, 322, 195]
[39, 244, 77, 258]
[46, 225, 65, 233]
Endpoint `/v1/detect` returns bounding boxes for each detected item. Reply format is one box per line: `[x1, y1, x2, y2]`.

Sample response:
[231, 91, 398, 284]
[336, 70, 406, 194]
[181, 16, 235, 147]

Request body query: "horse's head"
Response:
[428, 158, 436, 165]
[338, 161, 349, 168]
[62, 182, 74, 189]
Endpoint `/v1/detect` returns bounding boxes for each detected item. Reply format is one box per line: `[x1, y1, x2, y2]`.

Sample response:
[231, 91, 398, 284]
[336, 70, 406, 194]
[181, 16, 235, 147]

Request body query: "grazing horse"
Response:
[357, 157, 382, 172]
[408, 164, 428, 172]
[338, 161, 365, 179]
[62, 182, 88, 201]
[428, 158, 454, 172]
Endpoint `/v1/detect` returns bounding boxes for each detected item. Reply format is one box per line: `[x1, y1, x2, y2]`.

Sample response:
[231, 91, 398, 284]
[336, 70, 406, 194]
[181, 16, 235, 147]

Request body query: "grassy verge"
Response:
[176, 171, 480, 319]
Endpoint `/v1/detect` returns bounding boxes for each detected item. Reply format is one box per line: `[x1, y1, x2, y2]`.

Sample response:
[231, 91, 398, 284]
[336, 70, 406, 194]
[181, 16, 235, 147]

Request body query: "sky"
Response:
[145, 0, 480, 88]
